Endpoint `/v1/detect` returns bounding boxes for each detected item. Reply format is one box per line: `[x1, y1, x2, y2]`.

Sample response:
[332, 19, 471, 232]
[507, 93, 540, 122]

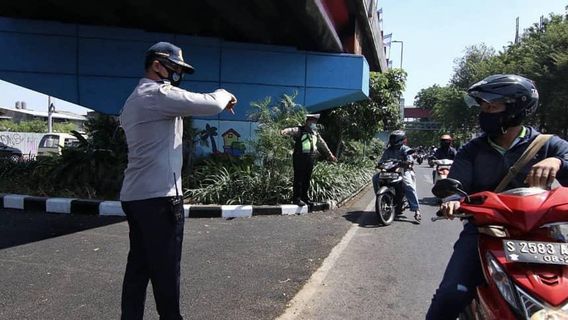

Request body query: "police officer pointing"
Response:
[281, 114, 337, 206]
[119, 42, 236, 320]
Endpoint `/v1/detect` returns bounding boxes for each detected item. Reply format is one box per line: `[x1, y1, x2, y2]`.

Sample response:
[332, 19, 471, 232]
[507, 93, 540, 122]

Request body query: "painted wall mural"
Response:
[192, 120, 258, 158]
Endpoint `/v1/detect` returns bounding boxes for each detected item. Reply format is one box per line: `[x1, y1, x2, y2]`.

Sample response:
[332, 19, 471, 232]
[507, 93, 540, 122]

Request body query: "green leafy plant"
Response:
[184, 95, 375, 205]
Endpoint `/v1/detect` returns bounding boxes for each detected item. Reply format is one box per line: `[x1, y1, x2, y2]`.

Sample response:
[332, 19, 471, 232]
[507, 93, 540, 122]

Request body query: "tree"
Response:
[501, 14, 568, 136]
[0, 119, 77, 133]
[415, 12, 568, 140]
[414, 84, 446, 110]
[319, 69, 407, 156]
[201, 124, 219, 153]
[450, 44, 500, 90]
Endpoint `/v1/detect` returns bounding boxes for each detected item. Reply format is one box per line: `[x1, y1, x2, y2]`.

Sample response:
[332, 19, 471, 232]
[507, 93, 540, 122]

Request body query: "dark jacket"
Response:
[434, 146, 457, 160]
[380, 145, 413, 162]
[448, 127, 568, 194]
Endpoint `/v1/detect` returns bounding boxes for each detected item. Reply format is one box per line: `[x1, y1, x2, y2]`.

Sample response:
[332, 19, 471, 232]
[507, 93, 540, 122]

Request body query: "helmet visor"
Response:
[465, 90, 513, 107]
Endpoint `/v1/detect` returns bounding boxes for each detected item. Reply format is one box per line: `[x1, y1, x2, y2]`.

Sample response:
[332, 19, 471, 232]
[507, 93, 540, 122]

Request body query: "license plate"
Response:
[503, 240, 568, 265]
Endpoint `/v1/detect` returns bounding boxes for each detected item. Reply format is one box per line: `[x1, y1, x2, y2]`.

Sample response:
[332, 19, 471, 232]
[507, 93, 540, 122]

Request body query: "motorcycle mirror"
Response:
[432, 178, 464, 198]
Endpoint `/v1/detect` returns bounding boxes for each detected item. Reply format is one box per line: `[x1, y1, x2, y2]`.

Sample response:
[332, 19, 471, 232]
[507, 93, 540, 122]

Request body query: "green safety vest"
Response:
[294, 127, 318, 155]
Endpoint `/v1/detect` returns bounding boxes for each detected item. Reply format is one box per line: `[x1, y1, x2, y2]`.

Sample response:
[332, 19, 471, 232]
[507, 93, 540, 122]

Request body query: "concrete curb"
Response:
[0, 193, 333, 218]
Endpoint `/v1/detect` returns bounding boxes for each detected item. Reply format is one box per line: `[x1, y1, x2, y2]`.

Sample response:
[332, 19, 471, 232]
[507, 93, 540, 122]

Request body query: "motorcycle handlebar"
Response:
[431, 212, 473, 222]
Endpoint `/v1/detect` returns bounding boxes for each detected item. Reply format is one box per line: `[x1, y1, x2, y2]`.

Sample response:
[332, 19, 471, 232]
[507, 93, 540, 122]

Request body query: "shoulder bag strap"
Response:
[494, 134, 553, 193]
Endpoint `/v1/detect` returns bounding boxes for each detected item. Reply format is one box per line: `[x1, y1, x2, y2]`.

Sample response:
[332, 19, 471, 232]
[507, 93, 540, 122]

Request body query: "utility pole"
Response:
[392, 40, 404, 69]
[47, 96, 55, 133]
[514, 17, 519, 44]
[392, 40, 405, 122]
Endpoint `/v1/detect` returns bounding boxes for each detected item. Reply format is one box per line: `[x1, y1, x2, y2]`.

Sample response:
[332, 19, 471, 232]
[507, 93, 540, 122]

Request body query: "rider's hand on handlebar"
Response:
[440, 201, 461, 220]
[524, 157, 561, 188]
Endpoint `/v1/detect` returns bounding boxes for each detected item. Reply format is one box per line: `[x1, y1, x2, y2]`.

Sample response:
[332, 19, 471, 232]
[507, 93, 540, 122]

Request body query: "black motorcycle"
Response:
[415, 152, 424, 165]
[374, 157, 412, 226]
[427, 154, 436, 168]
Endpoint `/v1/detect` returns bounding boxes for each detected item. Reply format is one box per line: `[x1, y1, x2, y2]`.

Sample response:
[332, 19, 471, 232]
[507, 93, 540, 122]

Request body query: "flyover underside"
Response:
[0, 17, 369, 118]
[0, 0, 343, 55]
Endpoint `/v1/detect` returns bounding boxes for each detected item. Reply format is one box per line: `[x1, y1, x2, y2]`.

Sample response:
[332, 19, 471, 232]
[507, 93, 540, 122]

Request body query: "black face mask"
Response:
[479, 111, 508, 137]
[158, 62, 183, 87]
[440, 141, 451, 149]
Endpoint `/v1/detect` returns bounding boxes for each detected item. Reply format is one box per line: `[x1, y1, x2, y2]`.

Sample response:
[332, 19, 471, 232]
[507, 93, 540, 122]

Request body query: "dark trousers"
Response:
[425, 223, 484, 320]
[292, 154, 314, 201]
[121, 197, 185, 320]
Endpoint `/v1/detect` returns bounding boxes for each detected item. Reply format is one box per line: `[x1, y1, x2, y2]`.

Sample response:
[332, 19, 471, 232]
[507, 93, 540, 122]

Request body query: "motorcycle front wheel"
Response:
[375, 192, 395, 226]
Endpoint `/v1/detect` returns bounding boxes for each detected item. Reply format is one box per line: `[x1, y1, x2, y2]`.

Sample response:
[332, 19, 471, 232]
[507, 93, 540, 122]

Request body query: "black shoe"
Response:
[302, 199, 315, 206]
[294, 199, 306, 207]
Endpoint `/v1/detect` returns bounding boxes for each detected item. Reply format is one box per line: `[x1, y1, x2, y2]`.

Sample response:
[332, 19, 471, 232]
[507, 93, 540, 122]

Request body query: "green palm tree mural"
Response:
[200, 123, 219, 154]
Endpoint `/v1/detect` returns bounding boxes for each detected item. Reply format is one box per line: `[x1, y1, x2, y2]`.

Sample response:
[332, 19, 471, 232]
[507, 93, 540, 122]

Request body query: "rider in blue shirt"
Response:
[372, 130, 421, 222]
[426, 74, 568, 320]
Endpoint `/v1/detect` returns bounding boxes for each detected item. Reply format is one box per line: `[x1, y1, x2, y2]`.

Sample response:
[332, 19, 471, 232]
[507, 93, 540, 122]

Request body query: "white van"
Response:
[37, 133, 80, 157]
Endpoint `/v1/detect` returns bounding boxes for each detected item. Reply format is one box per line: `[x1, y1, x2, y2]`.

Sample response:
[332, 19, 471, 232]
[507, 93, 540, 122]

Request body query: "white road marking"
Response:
[275, 200, 374, 320]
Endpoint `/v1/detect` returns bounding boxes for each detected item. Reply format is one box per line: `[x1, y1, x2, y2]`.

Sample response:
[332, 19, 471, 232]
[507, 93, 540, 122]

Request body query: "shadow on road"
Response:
[0, 209, 125, 250]
[343, 210, 420, 228]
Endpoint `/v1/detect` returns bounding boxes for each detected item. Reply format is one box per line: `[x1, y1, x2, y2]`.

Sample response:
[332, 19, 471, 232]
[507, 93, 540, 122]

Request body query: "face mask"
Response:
[308, 123, 317, 132]
[166, 69, 183, 87]
[440, 141, 451, 149]
[479, 111, 508, 137]
[158, 61, 184, 87]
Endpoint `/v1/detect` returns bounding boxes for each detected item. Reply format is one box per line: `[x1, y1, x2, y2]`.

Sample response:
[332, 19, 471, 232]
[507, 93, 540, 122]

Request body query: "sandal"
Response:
[414, 211, 422, 223]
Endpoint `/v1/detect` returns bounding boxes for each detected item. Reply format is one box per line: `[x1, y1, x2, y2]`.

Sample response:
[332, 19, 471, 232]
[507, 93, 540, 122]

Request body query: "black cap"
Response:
[146, 42, 195, 74]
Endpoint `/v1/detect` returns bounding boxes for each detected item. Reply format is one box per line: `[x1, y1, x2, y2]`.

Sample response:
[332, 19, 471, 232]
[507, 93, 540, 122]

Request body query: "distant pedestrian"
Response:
[281, 114, 337, 206]
[119, 41, 237, 320]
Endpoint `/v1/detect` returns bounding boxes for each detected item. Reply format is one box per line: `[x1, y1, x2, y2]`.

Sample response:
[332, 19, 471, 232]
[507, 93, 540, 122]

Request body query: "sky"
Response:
[380, 0, 567, 106]
[0, 1, 566, 114]
[0, 80, 93, 116]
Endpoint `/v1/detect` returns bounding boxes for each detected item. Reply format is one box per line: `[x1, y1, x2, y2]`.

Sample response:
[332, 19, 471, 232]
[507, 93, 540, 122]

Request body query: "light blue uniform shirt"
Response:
[120, 78, 233, 201]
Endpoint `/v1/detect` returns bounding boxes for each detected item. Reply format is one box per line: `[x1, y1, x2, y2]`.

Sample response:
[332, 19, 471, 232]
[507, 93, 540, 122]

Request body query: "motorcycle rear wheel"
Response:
[375, 193, 395, 226]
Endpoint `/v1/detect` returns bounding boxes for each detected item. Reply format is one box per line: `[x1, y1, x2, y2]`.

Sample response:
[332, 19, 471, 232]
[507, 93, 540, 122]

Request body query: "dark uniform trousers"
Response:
[121, 197, 185, 320]
[293, 153, 315, 202]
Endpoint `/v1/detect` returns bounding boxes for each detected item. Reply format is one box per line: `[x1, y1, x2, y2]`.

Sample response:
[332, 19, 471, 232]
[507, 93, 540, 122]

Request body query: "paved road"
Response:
[0, 165, 463, 320]
[277, 165, 462, 320]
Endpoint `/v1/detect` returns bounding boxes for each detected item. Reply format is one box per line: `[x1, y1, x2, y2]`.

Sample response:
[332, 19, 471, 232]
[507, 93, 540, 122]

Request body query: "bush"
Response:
[184, 95, 375, 205]
[0, 97, 375, 204]
[0, 114, 127, 199]
[185, 158, 373, 205]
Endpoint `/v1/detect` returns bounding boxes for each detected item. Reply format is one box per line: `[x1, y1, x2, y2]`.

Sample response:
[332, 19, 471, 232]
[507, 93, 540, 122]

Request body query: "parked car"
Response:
[0, 142, 23, 161]
[37, 133, 80, 157]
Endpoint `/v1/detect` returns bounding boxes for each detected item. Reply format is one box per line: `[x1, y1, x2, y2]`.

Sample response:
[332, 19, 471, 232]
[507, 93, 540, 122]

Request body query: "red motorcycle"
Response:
[432, 178, 568, 320]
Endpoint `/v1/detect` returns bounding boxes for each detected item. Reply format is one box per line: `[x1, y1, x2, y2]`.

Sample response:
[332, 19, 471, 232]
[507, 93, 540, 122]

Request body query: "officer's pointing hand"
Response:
[226, 95, 237, 114]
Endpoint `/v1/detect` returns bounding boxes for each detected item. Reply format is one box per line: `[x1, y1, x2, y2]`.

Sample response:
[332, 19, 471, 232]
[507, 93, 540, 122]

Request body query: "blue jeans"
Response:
[425, 223, 484, 320]
[372, 170, 420, 211]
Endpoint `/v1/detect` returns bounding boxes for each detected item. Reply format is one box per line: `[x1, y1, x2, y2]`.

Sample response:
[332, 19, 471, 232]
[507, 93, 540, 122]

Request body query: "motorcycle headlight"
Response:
[486, 253, 522, 314]
[517, 286, 568, 320]
[379, 172, 399, 179]
[487, 253, 568, 319]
